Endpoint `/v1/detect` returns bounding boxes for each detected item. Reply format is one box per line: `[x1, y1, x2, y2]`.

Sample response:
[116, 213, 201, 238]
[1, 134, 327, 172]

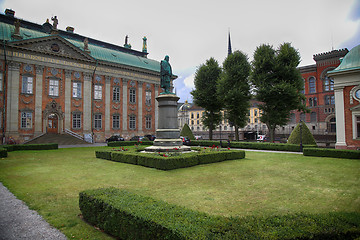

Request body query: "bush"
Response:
[4, 143, 58, 151]
[180, 123, 195, 140]
[95, 149, 245, 170]
[0, 148, 8, 158]
[304, 148, 360, 159]
[80, 188, 360, 240]
[108, 141, 152, 147]
[287, 121, 317, 145]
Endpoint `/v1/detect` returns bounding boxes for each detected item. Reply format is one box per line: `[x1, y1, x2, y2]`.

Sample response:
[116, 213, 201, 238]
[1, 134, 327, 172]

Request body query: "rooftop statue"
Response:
[160, 55, 173, 94]
[51, 16, 58, 29]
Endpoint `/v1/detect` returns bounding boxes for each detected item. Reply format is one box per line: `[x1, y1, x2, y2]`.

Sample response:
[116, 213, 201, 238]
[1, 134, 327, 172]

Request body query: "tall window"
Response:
[94, 85, 102, 100]
[0, 73, 2, 91]
[22, 76, 33, 94]
[324, 76, 334, 91]
[49, 79, 59, 96]
[310, 112, 317, 123]
[330, 95, 335, 105]
[112, 115, 120, 129]
[145, 116, 151, 129]
[113, 87, 120, 102]
[329, 117, 336, 133]
[309, 77, 316, 93]
[21, 112, 32, 128]
[129, 88, 136, 103]
[129, 115, 136, 129]
[301, 78, 305, 94]
[356, 116, 360, 138]
[145, 91, 151, 105]
[72, 82, 81, 98]
[72, 113, 81, 129]
[94, 114, 102, 129]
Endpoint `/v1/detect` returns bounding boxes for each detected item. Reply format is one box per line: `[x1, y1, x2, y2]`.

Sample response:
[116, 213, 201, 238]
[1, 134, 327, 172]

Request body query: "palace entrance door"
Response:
[47, 114, 58, 133]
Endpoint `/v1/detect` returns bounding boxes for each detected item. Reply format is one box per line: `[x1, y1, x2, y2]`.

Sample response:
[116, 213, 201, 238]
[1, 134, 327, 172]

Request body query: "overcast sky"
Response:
[1, 0, 359, 102]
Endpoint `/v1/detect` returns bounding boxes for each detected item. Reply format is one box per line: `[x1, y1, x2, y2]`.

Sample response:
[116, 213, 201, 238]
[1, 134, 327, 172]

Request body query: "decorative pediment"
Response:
[350, 103, 360, 112]
[8, 35, 94, 62]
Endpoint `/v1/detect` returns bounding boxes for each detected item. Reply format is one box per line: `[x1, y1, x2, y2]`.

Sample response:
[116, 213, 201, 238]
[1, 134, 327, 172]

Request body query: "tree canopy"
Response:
[251, 43, 307, 142]
[218, 50, 251, 141]
[191, 58, 222, 140]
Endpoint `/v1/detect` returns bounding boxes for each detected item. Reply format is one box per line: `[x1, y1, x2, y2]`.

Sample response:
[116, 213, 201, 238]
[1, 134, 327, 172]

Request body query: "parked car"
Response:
[106, 135, 124, 142]
[180, 136, 191, 145]
[144, 134, 156, 141]
[130, 136, 145, 141]
[195, 135, 203, 140]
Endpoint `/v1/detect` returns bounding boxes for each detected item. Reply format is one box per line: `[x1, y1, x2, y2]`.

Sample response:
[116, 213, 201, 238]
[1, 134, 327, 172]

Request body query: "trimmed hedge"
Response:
[0, 148, 8, 158]
[80, 187, 360, 240]
[304, 148, 360, 159]
[96, 149, 245, 170]
[107, 140, 152, 147]
[0, 143, 58, 158]
[190, 140, 317, 152]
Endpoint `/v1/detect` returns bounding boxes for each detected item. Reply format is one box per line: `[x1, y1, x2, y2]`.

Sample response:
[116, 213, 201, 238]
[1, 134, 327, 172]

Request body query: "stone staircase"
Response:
[25, 133, 89, 145]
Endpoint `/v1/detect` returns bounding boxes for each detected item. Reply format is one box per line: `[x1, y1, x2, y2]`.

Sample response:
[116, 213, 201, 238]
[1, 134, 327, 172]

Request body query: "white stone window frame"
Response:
[94, 113, 102, 129]
[112, 114, 120, 129]
[113, 86, 120, 102]
[129, 88, 136, 104]
[49, 79, 59, 96]
[129, 114, 136, 130]
[94, 84, 102, 100]
[72, 81, 82, 99]
[145, 90, 151, 106]
[351, 108, 360, 140]
[72, 112, 82, 129]
[21, 75, 34, 94]
[145, 115, 151, 129]
[20, 111, 33, 129]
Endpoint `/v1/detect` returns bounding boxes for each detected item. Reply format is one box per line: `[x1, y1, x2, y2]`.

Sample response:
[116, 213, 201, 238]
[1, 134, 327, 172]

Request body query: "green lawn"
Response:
[0, 147, 359, 239]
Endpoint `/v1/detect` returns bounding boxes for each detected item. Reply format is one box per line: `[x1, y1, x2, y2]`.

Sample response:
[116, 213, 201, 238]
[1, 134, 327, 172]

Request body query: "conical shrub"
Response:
[287, 121, 317, 145]
[180, 123, 195, 140]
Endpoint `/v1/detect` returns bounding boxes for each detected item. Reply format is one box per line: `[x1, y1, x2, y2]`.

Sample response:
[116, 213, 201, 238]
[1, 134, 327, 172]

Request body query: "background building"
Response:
[278, 48, 349, 146]
[0, 9, 161, 143]
[329, 44, 360, 150]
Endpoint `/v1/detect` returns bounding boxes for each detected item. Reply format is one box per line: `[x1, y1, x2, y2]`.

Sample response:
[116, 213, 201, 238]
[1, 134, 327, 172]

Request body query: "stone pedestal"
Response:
[145, 94, 191, 152]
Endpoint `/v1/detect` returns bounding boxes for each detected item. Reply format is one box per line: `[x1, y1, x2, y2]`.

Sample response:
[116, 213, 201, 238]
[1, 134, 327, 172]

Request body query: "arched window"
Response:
[329, 117, 336, 133]
[309, 98, 313, 107]
[324, 76, 334, 91]
[309, 77, 316, 93]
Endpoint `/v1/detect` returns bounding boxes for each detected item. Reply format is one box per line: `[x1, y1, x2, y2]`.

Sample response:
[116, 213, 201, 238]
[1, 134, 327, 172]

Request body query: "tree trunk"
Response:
[266, 123, 276, 142]
[235, 125, 239, 141]
[209, 126, 213, 140]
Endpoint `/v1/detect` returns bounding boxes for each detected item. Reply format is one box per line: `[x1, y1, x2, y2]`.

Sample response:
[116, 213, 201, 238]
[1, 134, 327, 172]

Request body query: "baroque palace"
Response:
[0, 9, 163, 144]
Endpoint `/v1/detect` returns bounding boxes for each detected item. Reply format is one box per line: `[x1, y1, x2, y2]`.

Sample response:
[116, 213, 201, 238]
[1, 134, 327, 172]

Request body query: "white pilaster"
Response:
[64, 70, 72, 130]
[34, 65, 44, 135]
[138, 81, 143, 132]
[334, 87, 346, 148]
[122, 79, 128, 131]
[83, 73, 92, 133]
[6, 62, 20, 134]
[105, 76, 111, 134]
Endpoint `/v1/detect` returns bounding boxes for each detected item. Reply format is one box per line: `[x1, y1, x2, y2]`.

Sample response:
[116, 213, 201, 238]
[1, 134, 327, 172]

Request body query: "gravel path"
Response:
[0, 182, 67, 240]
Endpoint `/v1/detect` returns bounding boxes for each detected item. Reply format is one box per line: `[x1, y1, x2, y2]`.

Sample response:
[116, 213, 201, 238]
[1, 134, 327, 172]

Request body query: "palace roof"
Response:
[0, 12, 161, 73]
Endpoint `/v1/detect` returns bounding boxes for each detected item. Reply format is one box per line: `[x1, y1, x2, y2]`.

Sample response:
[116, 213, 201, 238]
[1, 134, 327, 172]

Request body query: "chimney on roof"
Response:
[5, 9, 15, 17]
[66, 26, 74, 33]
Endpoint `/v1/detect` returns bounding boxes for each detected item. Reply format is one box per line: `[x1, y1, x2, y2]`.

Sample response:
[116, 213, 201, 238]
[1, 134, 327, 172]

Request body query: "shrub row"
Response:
[304, 147, 360, 159]
[95, 150, 245, 170]
[0, 143, 58, 157]
[190, 140, 317, 152]
[80, 187, 360, 240]
[107, 140, 152, 147]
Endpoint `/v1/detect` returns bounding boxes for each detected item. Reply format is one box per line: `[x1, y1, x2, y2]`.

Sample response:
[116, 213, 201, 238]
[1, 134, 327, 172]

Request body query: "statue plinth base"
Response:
[145, 94, 191, 152]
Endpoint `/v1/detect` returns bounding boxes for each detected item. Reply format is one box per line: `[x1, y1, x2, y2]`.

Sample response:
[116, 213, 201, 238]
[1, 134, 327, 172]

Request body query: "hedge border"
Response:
[0, 143, 58, 158]
[303, 147, 360, 159]
[107, 141, 152, 147]
[79, 187, 360, 240]
[95, 149, 245, 170]
[190, 140, 317, 152]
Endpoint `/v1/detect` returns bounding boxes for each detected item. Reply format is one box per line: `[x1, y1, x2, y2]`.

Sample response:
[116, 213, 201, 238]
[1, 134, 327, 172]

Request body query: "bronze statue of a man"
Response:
[160, 55, 172, 94]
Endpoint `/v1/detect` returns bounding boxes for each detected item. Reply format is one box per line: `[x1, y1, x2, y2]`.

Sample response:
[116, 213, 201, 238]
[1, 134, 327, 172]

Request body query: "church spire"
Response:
[228, 30, 232, 55]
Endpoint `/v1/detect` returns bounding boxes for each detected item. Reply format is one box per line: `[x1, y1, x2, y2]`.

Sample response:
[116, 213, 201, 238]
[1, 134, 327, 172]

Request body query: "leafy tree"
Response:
[218, 51, 251, 141]
[191, 58, 222, 140]
[251, 43, 307, 142]
[287, 121, 316, 145]
[180, 123, 195, 140]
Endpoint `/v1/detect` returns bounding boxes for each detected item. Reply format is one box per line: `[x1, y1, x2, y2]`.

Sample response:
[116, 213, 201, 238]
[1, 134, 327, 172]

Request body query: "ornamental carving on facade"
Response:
[129, 105, 136, 111]
[21, 98, 33, 104]
[43, 100, 64, 120]
[72, 101, 81, 107]
[112, 105, 120, 110]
